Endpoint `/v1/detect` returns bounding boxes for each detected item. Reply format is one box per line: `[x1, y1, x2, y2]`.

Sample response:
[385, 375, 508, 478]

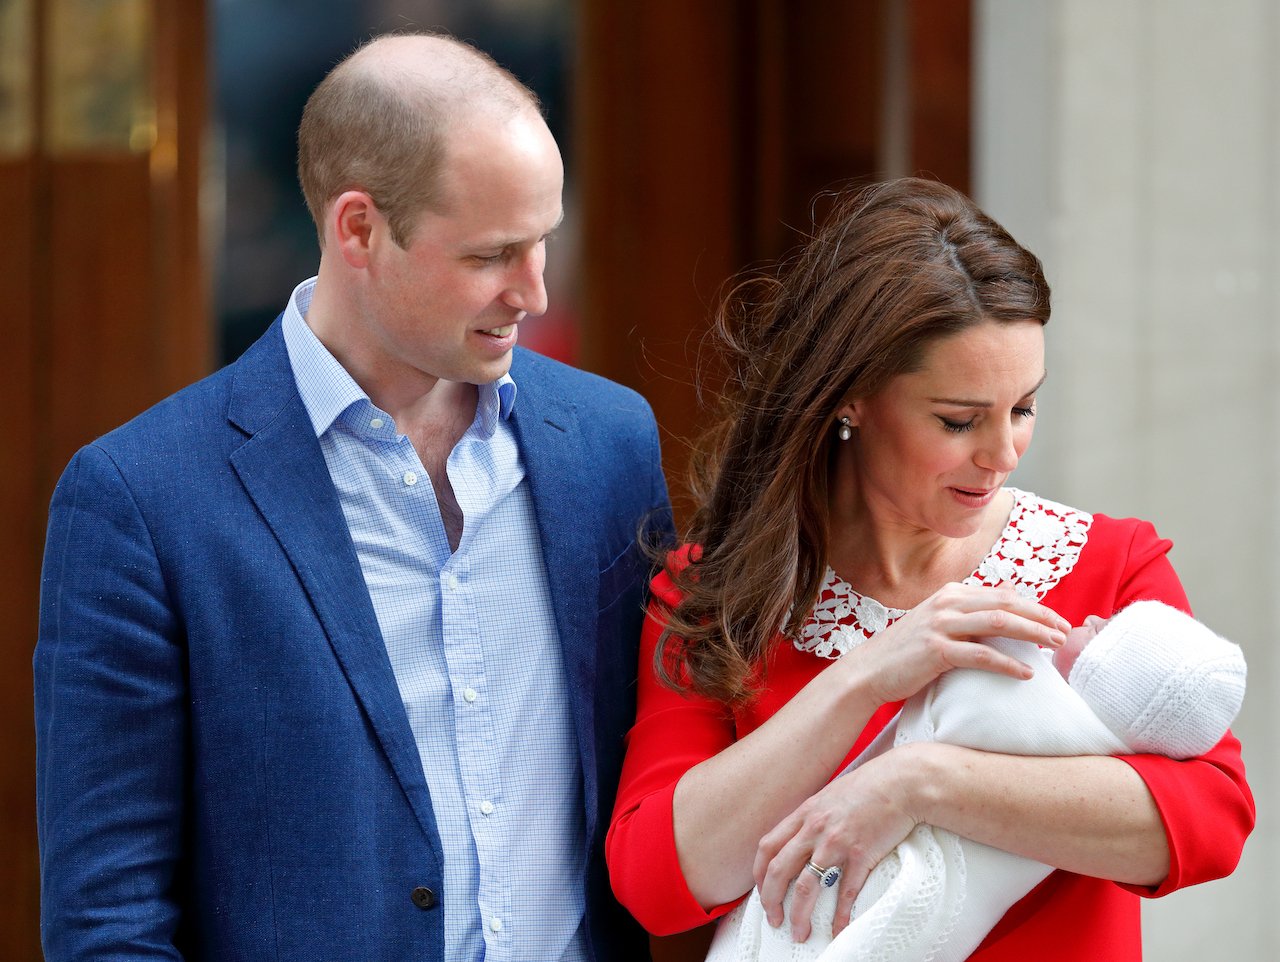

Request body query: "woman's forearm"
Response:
[672, 585, 1073, 908]
[906, 743, 1170, 885]
[672, 656, 881, 906]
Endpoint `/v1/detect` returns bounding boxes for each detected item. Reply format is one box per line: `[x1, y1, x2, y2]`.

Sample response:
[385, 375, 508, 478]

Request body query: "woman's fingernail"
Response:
[1048, 629, 1066, 646]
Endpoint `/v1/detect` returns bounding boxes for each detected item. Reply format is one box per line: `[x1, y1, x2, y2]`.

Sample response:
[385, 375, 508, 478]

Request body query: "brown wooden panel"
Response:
[577, 0, 749, 515]
[781, 0, 886, 238]
[46, 158, 160, 467]
[154, 0, 212, 391]
[908, 0, 971, 192]
[0, 3, 44, 955]
[0, 152, 43, 962]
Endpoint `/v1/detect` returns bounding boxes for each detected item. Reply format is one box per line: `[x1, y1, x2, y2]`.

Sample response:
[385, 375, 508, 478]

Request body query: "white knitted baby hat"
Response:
[1068, 600, 1246, 760]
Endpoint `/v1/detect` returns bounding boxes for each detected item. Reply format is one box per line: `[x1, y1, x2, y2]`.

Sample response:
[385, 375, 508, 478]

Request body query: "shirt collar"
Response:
[282, 276, 518, 439]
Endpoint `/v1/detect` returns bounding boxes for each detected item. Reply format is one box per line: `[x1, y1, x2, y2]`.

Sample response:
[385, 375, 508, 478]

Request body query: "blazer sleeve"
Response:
[34, 445, 187, 960]
[1098, 520, 1256, 898]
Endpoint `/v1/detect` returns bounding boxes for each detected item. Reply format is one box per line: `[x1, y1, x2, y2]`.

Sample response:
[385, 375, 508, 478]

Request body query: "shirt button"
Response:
[410, 886, 437, 910]
[479, 800, 495, 815]
[489, 917, 503, 933]
[446, 573, 461, 590]
[370, 417, 384, 429]
[403, 470, 418, 486]
[462, 687, 478, 703]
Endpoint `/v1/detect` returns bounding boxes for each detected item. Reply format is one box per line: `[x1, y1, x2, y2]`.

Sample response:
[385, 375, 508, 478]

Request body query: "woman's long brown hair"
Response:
[656, 178, 1052, 704]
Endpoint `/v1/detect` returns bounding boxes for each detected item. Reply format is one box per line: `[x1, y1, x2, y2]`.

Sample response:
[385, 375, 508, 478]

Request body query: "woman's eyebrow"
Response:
[928, 371, 1048, 407]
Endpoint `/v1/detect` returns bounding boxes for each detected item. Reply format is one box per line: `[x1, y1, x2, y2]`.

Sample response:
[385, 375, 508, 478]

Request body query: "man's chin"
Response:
[464, 354, 515, 386]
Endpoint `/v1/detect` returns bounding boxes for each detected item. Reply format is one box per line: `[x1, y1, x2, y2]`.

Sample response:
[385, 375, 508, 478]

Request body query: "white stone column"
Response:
[977, 1, 1278, 958]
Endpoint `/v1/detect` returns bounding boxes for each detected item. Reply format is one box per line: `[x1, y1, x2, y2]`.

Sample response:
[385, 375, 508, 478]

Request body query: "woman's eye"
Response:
[1014, 405, 1036, 420]
[939, 417, 975, 433]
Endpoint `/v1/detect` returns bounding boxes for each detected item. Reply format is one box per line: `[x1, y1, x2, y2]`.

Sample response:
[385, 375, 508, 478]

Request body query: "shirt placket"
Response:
[380, 424, 494, 954]
[442, 441, 510, 957]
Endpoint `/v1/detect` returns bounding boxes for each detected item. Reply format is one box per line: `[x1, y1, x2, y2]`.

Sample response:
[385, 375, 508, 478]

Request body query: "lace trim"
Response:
[795, 488, 1093, 660]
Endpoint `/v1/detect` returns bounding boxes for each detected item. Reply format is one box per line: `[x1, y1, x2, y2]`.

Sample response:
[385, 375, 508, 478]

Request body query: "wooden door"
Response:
[0, 1, 208, 955]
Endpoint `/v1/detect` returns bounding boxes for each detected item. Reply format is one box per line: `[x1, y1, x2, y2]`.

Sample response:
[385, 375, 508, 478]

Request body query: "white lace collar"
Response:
[795, 488, 1092, 660]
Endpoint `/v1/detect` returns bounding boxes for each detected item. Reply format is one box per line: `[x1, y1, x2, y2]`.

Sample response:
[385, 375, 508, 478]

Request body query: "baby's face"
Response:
[1054, 615, 1111, 679]
[1070, 614, 1109, 644]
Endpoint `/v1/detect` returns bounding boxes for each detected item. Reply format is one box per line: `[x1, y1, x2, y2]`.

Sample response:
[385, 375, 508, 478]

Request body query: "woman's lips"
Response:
[949, 486, 998, 508]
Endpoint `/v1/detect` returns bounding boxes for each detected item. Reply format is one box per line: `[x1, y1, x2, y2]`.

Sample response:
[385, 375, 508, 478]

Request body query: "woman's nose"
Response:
[976, 424, 1020, 472]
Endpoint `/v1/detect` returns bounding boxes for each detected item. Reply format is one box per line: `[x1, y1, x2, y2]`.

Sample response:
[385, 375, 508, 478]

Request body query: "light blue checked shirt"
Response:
[282, 278, 587, 962]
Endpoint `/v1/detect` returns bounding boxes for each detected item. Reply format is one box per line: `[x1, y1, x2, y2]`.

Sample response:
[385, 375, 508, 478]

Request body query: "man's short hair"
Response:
[297, 32, 541, 249]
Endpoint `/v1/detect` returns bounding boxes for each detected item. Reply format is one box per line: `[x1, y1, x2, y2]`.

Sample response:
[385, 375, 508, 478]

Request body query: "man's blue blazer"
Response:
[35, 321, 671, 960]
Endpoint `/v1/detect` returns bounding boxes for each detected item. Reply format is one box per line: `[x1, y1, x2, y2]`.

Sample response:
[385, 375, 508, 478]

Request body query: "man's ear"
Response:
[329, 190, 379, 269]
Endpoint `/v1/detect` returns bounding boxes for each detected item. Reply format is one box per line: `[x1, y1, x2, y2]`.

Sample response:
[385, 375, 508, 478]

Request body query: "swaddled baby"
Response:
[1050, 605, 1244, 758]
[707, 600, 1247, 962]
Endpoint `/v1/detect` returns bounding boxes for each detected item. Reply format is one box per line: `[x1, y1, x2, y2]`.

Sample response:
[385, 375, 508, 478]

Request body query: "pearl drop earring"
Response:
[837, 417, 852, 442]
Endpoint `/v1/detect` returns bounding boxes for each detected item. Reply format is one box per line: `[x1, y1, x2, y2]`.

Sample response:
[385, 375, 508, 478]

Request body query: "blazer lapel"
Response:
[225, 324, 441, 851]
[508, 358, 602, 832]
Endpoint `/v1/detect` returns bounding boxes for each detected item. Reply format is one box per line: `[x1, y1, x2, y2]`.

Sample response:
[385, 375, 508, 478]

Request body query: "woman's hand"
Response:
[751, 585, 1070, 943]
[754, 744, 931, 942]
[847, 582, 1071, 707]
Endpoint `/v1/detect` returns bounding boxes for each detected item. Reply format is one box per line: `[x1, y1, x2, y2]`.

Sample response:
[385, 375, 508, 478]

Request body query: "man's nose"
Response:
[502, 249, 548, 316]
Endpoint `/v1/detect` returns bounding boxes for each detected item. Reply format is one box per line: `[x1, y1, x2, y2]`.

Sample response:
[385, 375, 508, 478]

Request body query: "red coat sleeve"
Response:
[1061, 517, 1255, 898]
[605, 561, 744, 935]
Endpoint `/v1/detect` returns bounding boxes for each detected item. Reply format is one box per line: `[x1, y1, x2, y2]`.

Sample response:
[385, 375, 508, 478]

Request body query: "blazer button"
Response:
[410, 886, 437, 910]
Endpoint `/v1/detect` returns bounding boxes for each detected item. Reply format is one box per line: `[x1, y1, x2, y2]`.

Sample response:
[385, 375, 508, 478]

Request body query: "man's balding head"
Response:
[298, 32, 543, 248]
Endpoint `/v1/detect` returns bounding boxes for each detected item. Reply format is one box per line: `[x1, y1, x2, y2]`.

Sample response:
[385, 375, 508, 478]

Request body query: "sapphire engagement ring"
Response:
[804, 859, 841, 888]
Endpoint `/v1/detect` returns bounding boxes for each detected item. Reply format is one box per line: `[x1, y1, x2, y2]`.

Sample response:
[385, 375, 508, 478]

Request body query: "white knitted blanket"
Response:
[705, 638, 1134, 962]
[706, 600, 1244, 962]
